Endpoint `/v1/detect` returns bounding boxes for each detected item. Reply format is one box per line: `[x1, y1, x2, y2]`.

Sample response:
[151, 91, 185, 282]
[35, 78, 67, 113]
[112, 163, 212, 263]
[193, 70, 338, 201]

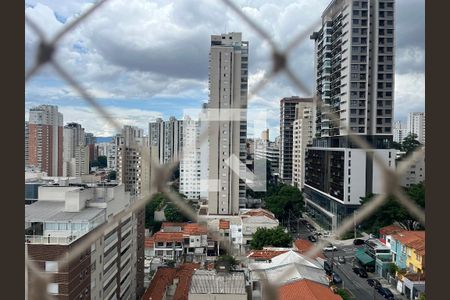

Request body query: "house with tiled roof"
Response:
[390, 231, 425, 300]
[278, 279, 341, 300]
[247, 249, 288, 263]
[293, 239, 325, 260]
[379, 224, 405, 250]
[141, 263, 199, 300]
[150, 222, 217, 263]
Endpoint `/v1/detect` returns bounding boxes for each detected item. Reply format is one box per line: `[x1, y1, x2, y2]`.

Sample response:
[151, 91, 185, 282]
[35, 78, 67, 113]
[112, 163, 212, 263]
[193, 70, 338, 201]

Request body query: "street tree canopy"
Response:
[250, 226, 293, 250]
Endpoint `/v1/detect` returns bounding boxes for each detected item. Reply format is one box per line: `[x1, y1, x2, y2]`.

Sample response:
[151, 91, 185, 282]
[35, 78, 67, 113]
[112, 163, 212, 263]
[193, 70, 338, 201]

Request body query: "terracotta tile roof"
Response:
[293, 240, 325, 259]
[242, 209, 276, 220]
[247, 250, 287, 260]
[153, 231, 184, 242]
[404, 272, 426, 282]
[161, 222, 186, 229]
[278, 279, 341, 300]
[392, 231, 425, 246]
[379, 225, 405, 236]
[406, 239, 425, 256]
[141, 263, 199, 300]
[183, 223, 208, 235]
[145, 237, 155, 248]
[219, 219, 230, 230]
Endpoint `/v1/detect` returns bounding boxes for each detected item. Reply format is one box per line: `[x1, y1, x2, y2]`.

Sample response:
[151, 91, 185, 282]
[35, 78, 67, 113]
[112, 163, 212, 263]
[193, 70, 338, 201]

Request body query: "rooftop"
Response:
[189, 270, 246, 295]
[294, 240, 325, 259]
[219, 219, 230, 230]
[365, 238, 391, 251]
[392, 231, 425, 248]
[25, 200, 104, 223]
[278, 279, 341, 300]
[141, 263, 198, 300]
[249, 250, 322, 271]
[247, 250, 287, 260]
[379, 224, 405, 236]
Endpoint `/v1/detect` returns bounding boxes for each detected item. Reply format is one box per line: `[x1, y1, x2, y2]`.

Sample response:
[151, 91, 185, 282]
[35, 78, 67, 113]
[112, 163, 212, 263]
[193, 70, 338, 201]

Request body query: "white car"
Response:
[323, 244, 338, 252]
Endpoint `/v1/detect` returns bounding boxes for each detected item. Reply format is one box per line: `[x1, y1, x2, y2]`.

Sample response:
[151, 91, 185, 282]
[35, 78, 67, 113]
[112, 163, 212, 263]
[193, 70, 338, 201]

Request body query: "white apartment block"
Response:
[407, 112, 425, 145]
[393, 121, 408, 143]
[254, 140, 280, 177]
[25, 183, 140, 300]
[207, 32, 248, 215]
[292, 102, 314, 189]
[400, 154, 425, 187]
[180, 117, 202, 200]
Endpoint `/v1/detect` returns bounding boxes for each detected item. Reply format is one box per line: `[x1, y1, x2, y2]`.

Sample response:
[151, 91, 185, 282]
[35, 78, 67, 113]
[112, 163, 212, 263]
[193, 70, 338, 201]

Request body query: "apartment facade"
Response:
[63, 123, 90, 177]
[304, 0, 397, 231]
[393, 120, 408, 143]
[27, 105, 64, 176]
[292, 102, 314, 189]
[149, 117, 184, 165]
[254, 139, 280, 177]
[279, 97, 313, 184]
[207, 32, 248, 215]
[25, 183, 140, 300]
[180, 117, 202, 200]
[407, 112, 425, 145]
[400, 154, 425, 187]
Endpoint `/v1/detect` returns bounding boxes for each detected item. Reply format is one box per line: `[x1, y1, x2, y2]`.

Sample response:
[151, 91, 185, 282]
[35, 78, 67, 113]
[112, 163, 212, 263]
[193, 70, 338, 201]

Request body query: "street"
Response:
[288, 218, 407, 300]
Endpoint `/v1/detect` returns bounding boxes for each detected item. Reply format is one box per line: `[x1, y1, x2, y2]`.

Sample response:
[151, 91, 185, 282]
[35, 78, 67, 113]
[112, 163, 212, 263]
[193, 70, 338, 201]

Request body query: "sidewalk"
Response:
[377, 277, 409, 300]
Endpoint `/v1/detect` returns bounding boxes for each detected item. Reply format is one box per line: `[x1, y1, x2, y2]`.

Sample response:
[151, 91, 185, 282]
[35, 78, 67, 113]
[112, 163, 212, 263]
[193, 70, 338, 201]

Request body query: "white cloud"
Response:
[394, 72, 425, 121]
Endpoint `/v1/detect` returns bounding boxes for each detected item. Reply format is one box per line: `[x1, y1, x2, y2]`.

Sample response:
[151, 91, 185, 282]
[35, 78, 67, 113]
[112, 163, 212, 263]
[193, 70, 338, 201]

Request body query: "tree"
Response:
[97, 156, 107, 168]
[401, 133, 422, 155]
[145, 193, 195, 229]
[389, 263, 399, 276]
[250, 227, 293, 250]
[265, 185, 304, 222]
[359, 183, 425, 234]
[336, 289, 350, 300]
[216, 255, 238, 270]
[108, 170, 117, 180]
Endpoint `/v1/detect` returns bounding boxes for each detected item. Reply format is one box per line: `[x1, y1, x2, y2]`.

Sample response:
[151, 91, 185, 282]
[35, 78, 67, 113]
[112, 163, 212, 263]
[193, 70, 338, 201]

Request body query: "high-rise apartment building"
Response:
[207, 32, 248, 215]
[407, 112, 425, 145]
[25, 183, 141, 300]
[63, 123, 90, 177]
[393, 120, 408, 143]
[149, 117, 184, 165]
[254, 140, 280, 178]
[279, 97, 313, 184]
[25, 121, 29, 165]
[116, 125, 148, 298]
[304, 0, 397, 231]
[261, 129, 269, 142]
[180, 116, 201, 200]
[85, 133, 98, 164]
[292, 102, 314, 189]
[27, 105, 64, 176]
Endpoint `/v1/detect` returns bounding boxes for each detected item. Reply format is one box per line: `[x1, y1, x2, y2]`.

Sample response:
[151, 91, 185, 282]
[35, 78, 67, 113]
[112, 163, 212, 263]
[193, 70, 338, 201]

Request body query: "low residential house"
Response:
[390, 231, 425, 270]
[151, 223, 216, 264]
[355, 238, 392, 278]
[390, 231, 425, 300]
[278, 279, 341, 300]
[379, 224, 405, 250]
[206, 208, 279, 255]
[141, 263, 199, 300]
[293, 239, 326, 260]
[188, 269, 247, 300]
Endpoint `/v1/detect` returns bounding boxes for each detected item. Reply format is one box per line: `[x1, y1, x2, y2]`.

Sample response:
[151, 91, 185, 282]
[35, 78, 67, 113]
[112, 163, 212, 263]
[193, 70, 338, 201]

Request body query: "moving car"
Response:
[308, 235, 317, 242]
[378, 287, 394, 299]
[323, 244, 337, 252]
[338, 256, 346, 264]
[331, 272, 342, 284]
[353, 238, 365, 245]
[352, 267, 368, 278]
[367, 279, 382, 290]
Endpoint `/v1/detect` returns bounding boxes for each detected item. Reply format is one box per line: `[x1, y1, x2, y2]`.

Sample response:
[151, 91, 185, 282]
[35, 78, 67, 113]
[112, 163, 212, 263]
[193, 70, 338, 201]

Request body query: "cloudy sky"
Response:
[25, 0, 425, 138]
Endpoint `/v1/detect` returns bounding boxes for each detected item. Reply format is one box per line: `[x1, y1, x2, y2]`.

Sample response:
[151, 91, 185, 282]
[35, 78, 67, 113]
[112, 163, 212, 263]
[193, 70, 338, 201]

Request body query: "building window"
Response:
[47, 283, 59, 295]
[45, 261, 58, 272]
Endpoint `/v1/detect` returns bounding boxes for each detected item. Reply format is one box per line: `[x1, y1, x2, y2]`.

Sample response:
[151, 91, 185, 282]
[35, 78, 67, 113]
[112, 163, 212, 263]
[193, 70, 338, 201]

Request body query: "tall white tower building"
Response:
[407, 112, 425, 145]
[207, 32, 248, 215]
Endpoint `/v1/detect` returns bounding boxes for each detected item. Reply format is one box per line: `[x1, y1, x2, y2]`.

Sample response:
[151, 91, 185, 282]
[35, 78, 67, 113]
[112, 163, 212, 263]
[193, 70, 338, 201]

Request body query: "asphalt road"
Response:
[288, 220, 404, 300]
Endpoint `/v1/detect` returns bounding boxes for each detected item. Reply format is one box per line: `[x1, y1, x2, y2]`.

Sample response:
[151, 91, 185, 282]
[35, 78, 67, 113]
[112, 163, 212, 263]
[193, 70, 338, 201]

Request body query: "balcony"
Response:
[25, 232, 86, 245]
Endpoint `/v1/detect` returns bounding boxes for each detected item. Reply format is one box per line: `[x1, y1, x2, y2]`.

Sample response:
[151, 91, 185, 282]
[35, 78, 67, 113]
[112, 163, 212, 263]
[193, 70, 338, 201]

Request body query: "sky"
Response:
[25, 0, 425, 138]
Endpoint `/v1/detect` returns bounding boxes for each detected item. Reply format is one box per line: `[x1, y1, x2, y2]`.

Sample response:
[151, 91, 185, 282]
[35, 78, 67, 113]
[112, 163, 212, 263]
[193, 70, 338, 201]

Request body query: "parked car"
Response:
[367, 279, 382, 290]
[378, 287, 394, 299]
[352, 267, 368, 278]
[323, 244, 337, 252]
[338, 256, 346, 264]
[331, 272, 342, 284]
[308, 235, 317, 242]
[353, 238, 365, 245]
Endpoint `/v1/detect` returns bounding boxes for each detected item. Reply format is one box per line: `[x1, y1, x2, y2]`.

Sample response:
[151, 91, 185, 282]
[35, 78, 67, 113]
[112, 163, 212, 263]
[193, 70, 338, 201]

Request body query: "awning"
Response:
[355, 249, 375, 265]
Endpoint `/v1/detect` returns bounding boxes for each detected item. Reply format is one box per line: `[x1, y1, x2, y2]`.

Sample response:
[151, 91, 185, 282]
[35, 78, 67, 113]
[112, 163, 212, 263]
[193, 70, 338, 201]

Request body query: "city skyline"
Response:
[25, 0, 424, 137]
